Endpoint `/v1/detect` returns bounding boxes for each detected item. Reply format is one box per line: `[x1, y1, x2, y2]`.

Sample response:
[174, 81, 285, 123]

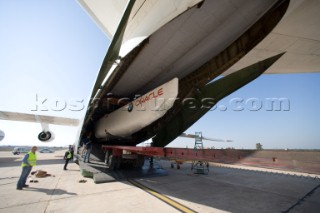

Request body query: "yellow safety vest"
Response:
[21, 152, 37, 167]
[67, 151, 72, 159]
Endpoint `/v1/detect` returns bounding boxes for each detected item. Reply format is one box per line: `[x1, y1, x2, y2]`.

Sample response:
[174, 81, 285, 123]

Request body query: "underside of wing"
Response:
[0, 111, 80, 142]
[0, 111, 79, 126]
[78, 0, 203, 41]
[225, 0, 320, 75]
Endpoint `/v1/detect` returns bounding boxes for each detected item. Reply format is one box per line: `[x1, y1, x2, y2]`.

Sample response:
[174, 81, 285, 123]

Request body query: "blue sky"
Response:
[0, 0, 319, 149]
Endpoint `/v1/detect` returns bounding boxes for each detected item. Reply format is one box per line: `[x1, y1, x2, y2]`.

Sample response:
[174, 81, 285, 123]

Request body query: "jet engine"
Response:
[38, 131, 55, 142]
[0, 129, 4, 142]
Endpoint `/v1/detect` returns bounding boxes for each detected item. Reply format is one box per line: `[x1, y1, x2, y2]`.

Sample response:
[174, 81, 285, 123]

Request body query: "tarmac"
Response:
[0, 150, 320, 213]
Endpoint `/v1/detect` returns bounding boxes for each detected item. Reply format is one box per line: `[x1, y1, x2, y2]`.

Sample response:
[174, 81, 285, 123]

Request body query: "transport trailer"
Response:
[102, 145, 165, 171]
[102, 146, 218, 161]
[102, 145, 320, 175]
[102, 146, 213, 173]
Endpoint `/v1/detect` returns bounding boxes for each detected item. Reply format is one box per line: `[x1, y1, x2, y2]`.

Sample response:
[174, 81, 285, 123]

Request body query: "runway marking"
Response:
[283, 183, 320, 213]
[128, 179, 196, 213]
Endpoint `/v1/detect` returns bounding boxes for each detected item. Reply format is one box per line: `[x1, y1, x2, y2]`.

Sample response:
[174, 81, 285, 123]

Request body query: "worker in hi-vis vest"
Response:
[17, 146, 37, 190]
[63, 146, 74, 170]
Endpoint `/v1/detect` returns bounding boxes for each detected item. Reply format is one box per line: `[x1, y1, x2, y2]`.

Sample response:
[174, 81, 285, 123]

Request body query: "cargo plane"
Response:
[1, 0, 320, 167]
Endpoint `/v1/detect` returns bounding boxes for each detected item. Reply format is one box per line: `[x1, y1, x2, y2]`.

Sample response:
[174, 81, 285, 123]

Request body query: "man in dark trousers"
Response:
[83, 139, 92, 163]
[82, 135, 92, 163]
[63, 145, 74, 170]
[17, 146, 37, 190]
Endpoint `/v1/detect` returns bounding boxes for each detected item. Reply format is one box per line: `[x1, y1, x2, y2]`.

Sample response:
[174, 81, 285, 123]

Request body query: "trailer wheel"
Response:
[108, 155, 121, 171]
[134, 155, 145, 168]
[108, 155, 115, 170]
[104, 150, 111, 165]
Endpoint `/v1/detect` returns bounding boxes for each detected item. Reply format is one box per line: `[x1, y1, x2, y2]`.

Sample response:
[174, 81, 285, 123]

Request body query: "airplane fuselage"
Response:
[80, 0, 290, 151]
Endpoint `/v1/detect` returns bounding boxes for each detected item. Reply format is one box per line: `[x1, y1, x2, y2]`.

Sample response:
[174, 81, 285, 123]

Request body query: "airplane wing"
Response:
[225, 0, 320, 75]
[78, 0, 203, 42]
[0, 111, 79, 126]
[0, 111, 80, 142]
[78, 0, 128, 39]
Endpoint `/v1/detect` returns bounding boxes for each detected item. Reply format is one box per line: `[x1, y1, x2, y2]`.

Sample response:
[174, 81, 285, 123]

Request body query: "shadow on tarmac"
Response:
[64, 169, 81, 172]
[82, 158, 168, 181]
[0, 158, 66, 168]
[37, 159, 65, 165]
[24, 187, 78, 196]
[0, 157, 22, 167]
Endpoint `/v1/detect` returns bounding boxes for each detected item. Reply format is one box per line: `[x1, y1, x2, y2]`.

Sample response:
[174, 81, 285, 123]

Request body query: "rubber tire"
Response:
[108, 155, 121, 171]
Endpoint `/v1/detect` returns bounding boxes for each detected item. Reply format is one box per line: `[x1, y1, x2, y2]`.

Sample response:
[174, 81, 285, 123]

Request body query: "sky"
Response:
[0, 0, 319, 149]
